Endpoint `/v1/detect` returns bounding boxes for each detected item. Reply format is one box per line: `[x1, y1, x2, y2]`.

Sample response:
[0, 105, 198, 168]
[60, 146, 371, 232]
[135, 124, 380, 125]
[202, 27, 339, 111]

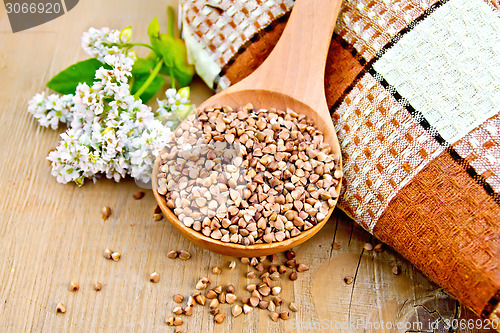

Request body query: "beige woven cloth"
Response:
[180, 0, 500, 323]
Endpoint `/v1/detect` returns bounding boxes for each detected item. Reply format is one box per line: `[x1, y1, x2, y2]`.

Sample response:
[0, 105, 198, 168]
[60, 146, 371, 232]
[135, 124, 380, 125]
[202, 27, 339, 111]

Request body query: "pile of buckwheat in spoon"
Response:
[156, 103, 341, 244]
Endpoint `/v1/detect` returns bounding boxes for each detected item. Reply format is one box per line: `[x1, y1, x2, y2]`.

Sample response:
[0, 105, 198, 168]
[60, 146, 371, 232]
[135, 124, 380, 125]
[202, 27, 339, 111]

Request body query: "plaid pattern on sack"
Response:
[180, 0, 500, 322]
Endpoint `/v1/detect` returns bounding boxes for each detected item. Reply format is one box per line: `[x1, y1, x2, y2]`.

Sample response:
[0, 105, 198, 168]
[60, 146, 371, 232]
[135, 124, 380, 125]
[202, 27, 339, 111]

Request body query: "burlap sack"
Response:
[180, 0, 500, 323]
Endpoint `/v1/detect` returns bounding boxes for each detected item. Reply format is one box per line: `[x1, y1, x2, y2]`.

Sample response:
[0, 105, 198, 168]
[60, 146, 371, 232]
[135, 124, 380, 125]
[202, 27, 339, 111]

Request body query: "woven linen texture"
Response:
[372, 0, 500, 145]
[335, 0, 439, 61]
[181, 0, 294, 89]
[452, 114, 500, 195]
[334, 72, 443, 230]
[375, 151, 500, 316]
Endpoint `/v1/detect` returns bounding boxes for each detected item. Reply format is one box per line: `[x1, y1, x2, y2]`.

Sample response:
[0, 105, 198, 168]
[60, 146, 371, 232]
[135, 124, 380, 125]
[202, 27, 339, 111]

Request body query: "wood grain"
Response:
[0, 1, 493, 332]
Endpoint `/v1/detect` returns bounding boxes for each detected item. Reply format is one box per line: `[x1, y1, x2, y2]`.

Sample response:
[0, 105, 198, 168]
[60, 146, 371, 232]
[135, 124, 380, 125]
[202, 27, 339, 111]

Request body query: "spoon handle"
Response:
[231, 0, 343, 117]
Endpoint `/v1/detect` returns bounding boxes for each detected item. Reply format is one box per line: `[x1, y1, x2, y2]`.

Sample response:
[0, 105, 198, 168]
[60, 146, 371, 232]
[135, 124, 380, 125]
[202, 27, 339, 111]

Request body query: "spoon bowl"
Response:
[153, 0, 344, 256]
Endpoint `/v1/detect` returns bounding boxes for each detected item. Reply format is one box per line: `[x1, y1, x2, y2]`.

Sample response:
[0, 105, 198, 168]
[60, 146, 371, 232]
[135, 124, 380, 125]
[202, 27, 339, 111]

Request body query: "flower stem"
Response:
[123, 42, 156, 52]
[167, 6, 176, 89]
[169, 67, 176, 90]
[167, 6, 175, 37]
[134, 59, 164, 99]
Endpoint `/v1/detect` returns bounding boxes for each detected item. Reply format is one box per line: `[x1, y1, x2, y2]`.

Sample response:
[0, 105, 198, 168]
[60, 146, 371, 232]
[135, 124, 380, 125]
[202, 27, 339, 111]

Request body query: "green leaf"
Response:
[172, 37, 195, 86]
[47, 58, 105, 94]
[145, 50, 158, 61]
[147, 15, 194, 88]
[150, 33, 175, 67]
[147, 17, 160, 42]
[155, 35, 194, 87]
[172, 57, 195, 87]
[131, 58, 156, 75]
[130, 74, 165, 103]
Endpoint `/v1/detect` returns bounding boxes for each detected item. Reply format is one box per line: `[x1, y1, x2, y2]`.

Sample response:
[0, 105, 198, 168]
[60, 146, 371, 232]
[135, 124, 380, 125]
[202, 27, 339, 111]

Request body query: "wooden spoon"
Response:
[153, 0, 343, 256]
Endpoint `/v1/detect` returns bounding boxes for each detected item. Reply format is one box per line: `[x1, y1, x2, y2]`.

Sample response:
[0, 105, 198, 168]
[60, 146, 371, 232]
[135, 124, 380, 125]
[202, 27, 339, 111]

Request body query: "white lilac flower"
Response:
[31, 26, 190, 186]
[80, 27, 128, 63]
[129, 121, 173, 183]
[27, 92, 74, 129]
[157, 87, 193, 126]
[46, 51, 174, 185]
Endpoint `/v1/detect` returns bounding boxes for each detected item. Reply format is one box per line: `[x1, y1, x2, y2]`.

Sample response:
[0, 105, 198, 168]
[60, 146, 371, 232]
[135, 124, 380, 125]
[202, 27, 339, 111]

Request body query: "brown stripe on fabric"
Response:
[324, 36, 364, 107]
[331, 33, 366, 65]
[222, 20, 287, 88]
[374, 151, 500, 317]
[214, 12, 290, 90]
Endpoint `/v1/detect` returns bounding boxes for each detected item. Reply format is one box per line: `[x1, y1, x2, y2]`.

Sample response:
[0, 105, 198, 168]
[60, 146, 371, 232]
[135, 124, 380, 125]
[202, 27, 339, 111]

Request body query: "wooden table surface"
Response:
[0, 1, 491, 332]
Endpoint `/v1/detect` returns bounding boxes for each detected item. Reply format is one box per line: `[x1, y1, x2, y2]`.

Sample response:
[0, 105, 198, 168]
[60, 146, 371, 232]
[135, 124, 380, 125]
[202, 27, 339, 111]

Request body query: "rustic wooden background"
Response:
[0, 1, 493, 332]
